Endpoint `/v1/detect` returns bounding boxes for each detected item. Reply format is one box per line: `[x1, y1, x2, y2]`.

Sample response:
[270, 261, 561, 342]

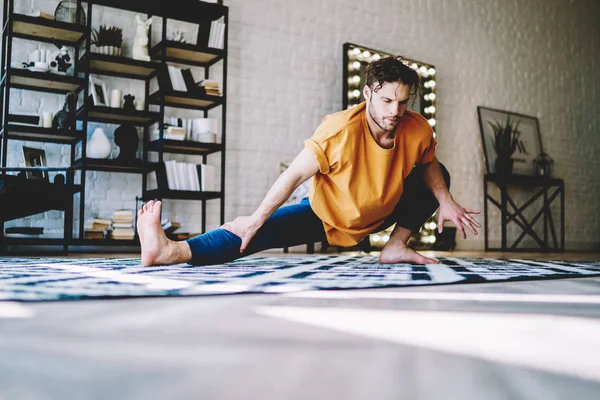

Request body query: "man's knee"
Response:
[439, 163, 451, 190]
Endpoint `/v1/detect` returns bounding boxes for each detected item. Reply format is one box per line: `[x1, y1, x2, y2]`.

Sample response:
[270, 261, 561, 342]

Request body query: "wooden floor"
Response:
[1, 250, 600, 400]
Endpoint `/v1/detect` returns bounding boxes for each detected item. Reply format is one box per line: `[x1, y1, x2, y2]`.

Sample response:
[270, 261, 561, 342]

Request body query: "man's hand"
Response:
[437, 196, 481, 239]
[221, 215, 263, 253]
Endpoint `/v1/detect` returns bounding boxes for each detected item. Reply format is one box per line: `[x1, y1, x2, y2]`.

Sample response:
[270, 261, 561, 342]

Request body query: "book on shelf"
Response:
[153, 161, 217, 192]
[84, 231, 104, 239]
[161, 219, 181, 234]
[28, 11, 54, 20]
[5, 227, 44, 235]
[169, 232, 190, 240]
[208, 18, 226, 49]
[150, 125, 187, 141]
[198, 80, 221, 96]
[167, 65, 187, 92]
[181, 69, 198, 93]
[4, 233, 41, 238]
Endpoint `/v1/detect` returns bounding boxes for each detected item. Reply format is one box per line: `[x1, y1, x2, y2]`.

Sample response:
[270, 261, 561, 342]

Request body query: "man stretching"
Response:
[138, 56, 480, 266]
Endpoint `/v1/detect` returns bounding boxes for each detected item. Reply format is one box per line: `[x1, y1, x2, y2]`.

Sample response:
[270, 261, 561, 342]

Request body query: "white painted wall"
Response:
[3, 0, 599, 251]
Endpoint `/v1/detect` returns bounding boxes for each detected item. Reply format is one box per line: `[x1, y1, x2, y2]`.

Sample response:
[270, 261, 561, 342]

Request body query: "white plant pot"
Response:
[87, 128, 111, 159]
[94, 45, 122, 56]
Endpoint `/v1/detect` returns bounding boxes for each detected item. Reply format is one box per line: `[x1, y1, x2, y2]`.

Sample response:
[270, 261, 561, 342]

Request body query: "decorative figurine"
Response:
[123, 94, 136, 110]
[54, 174, 65, 185]
[114, 124, 139, 164]
[132, 15, 152, 61]
[171, 30, 186, 43]
[50, 46, 72, 74]
[52, 91, 78, 131]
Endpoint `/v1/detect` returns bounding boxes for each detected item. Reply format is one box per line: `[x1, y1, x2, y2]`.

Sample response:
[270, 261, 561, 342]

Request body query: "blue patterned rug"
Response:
[1, 255, 599, 301]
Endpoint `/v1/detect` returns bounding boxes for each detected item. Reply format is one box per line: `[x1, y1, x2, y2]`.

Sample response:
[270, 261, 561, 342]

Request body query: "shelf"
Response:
[73, 158, 147, 174]
[76, 105, 160, 126]
[86, 0, 226, 24]
[71, 238, 139, 246]
[148, 139, 222, 156]
[77, 52, 161, 80]
[2, 237, 69, 246]
[143, 189, 221, 201]
[149, 90, 223, 111]
[10, 13, 87, 47]
[151, 41, 225, 67]
[6, 68, 85, 94]
[0, 124, 83, 144]
[0, 177, 81, 222]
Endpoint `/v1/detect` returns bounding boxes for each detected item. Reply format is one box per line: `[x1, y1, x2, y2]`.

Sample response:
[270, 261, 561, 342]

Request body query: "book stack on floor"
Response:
[4, 227, 44, 238]
[109, 210, 135, 240]
[84, 218, 111, 239]
[198, 80, 221, 96]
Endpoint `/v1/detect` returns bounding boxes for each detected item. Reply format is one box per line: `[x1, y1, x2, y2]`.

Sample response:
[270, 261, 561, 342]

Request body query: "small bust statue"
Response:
[114, 124, 139, 164]
[123, 94, 136, 110]
[52, 91, 78, 131]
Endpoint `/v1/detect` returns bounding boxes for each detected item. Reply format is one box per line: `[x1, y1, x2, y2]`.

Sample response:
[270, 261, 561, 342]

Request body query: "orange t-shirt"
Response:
[304, 102, 437, 247]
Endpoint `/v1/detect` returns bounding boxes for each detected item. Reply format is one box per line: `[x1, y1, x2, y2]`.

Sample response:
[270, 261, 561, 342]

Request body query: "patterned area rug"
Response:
[1, 255, 599, 301]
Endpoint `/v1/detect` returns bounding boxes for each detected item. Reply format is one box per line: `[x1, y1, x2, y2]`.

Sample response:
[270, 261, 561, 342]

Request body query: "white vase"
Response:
[87, 128, 111, 159]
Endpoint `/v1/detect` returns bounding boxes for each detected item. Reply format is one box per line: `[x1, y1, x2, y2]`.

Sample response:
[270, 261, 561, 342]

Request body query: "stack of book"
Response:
[163, 161, 217, 192]
[4, 227, 44, 238]
[109, 210, 135, 240]
[198, 80, 221, 96]
[208, 18, 226, 49]
[150, 125, 187, 141]
[84, 218, 111, 239]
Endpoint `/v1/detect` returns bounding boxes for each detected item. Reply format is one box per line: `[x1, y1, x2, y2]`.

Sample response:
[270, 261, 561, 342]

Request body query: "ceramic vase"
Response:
[87, 128, 111, 159]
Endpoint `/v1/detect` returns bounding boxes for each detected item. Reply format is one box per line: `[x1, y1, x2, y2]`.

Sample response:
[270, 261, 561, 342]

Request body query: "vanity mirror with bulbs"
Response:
[342, 43, 437, 139]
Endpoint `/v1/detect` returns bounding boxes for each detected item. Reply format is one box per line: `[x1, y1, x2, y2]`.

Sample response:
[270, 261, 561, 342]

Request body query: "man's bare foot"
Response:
[379, 245, 439, 264]
[137, 200, 192, 266]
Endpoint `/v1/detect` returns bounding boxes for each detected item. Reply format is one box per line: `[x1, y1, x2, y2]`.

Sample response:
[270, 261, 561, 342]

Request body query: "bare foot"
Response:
[137, 200, 192, 266]
[379, 245, 439, 264]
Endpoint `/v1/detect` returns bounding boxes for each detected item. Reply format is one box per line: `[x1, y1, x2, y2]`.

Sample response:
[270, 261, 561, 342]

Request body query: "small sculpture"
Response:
[171, 30, 186, 43]
[132, 15, 152, 62]
[123, 94, 136, 110]
[50, 46, 72, 74]
[114, 124, 139, 164]
[52, 91, 78, 131]
[54, 174, 65, 185]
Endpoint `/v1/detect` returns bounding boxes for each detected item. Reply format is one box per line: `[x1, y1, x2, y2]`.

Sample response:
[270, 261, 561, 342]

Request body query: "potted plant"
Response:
[92, 25, 123, 56]
[489, 116, 521, 175]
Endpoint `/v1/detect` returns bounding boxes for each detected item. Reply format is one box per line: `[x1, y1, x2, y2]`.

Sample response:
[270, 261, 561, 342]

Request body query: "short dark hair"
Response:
[364, 56, 421, 100]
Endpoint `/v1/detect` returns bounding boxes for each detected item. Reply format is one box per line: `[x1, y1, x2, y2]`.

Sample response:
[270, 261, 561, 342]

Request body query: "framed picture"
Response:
[89, 76, 108, 106]
[477, 106, 543, 175]
[22, 146, 48, 180]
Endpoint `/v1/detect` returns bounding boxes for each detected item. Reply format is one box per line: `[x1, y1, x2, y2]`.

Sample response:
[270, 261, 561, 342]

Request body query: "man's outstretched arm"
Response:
[422, 156, 481, 239]
[221, 147, 320, 252]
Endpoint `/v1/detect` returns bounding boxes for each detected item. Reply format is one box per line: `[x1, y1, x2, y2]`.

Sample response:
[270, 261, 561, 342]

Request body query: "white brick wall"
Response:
[3, 0, 599, 251]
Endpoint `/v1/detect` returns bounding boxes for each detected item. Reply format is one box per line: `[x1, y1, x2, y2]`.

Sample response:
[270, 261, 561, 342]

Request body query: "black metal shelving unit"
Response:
[147, 2, 228, 234]
[0, 0, 228, 252]
[0, 3, 88, 253]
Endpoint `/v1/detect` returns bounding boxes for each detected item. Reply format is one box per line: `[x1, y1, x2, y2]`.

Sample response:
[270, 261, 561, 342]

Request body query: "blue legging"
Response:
[186, 163, 450, 265]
